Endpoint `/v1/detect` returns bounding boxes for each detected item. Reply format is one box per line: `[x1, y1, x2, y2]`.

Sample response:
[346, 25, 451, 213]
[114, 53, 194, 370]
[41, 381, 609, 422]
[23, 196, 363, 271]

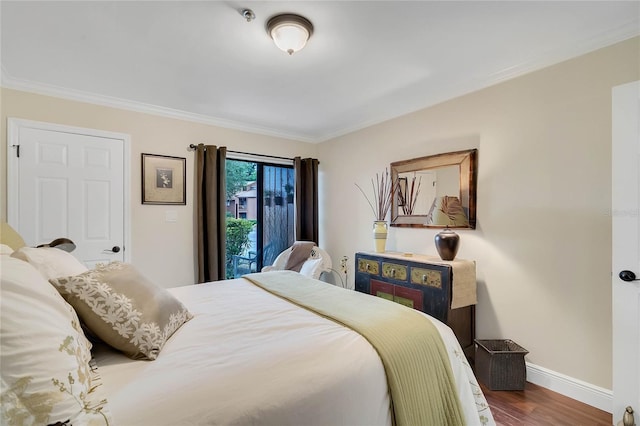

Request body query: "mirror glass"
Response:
[390, 149, 477, 229]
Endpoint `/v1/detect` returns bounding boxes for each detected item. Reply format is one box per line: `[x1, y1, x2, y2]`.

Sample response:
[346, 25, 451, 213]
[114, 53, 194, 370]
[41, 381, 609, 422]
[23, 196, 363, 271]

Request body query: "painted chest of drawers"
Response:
[355, 251, 476, 359]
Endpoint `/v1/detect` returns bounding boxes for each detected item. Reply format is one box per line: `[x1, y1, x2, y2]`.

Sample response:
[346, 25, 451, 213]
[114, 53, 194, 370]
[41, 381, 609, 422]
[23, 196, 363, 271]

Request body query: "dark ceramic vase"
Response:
[434, 228, 460, 261]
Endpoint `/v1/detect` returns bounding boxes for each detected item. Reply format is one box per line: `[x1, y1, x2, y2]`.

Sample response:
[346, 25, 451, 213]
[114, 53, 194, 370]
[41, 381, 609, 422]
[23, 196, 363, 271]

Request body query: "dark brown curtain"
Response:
[294, 157, 319, 243]
[195, 144, 226, 283]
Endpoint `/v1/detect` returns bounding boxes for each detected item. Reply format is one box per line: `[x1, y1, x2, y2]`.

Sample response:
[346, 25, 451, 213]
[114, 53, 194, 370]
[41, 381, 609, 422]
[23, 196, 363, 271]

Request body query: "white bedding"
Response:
[93, 277, 495, 426]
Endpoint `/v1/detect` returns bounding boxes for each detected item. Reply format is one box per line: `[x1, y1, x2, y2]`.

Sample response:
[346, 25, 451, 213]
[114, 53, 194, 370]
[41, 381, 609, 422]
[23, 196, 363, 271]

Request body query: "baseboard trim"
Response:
[526, 362, 612, 413]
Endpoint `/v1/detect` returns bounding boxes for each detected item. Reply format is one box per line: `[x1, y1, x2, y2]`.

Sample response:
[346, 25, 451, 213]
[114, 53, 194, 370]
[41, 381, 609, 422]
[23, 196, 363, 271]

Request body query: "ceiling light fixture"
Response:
[266, 14, 313, 55]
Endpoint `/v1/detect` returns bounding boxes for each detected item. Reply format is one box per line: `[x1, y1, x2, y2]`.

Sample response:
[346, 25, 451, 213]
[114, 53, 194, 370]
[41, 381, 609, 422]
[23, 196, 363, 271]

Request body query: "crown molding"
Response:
[0, 69, 321, 144]
[482, 19, 640, 87]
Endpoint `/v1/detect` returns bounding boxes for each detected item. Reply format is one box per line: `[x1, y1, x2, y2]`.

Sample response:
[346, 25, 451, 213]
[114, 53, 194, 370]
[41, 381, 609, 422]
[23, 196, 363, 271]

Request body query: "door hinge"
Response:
[11, 145, 20, 157]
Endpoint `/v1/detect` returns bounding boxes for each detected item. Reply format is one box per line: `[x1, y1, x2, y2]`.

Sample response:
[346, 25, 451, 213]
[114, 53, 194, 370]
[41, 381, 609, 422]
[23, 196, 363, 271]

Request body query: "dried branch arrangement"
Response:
[398, 175, 422, 215]
[355, 169, 398, 221]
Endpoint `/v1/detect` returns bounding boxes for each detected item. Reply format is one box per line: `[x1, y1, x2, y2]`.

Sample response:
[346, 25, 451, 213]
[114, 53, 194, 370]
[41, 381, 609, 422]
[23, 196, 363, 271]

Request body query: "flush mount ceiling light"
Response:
[266, 14, 314, 55]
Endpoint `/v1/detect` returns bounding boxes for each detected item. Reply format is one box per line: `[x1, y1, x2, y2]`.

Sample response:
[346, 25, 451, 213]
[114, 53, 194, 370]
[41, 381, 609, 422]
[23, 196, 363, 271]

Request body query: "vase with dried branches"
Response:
[356, 169, 398, 253]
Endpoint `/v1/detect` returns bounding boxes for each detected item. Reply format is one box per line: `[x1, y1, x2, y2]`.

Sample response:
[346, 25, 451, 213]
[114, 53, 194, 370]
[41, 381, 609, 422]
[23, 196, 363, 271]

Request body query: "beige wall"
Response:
[0, 90, 317, 288]
[317, 37, 640, 389]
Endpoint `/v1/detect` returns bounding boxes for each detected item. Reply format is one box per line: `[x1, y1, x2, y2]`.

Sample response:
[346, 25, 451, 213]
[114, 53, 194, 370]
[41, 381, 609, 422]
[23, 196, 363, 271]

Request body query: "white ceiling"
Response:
[1, 1, 638, 143]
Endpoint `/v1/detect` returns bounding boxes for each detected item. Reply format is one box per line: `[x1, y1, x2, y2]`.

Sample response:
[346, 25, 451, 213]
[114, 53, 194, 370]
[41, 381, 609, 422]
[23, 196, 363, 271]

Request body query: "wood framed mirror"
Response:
[390, 149, 477, 228]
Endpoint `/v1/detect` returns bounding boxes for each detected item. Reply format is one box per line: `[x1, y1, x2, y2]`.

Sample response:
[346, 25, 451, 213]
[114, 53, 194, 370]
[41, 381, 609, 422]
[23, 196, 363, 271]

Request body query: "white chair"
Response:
[261, 243, 332, 280]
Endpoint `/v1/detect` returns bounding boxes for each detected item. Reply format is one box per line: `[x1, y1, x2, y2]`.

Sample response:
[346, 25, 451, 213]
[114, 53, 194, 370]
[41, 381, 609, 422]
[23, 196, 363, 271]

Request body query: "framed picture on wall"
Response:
[141, 153, 186, 205]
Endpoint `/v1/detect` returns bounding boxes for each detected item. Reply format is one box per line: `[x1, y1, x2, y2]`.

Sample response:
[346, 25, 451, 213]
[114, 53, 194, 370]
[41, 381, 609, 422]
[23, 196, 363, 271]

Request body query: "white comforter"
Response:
[93, 278, 495, 425]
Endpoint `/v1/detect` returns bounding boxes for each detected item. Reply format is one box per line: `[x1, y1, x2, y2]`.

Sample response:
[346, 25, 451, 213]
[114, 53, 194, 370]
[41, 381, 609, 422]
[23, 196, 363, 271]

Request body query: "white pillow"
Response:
[11, 246, 88, 280]
[299, 258, 323, 277]
[0, 244, 14, 255]
[0, 256, 112, 425]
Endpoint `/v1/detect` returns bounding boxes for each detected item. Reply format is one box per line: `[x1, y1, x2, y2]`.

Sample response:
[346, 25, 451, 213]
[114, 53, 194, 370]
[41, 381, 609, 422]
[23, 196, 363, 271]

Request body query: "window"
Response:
[226, 159, 294, 278]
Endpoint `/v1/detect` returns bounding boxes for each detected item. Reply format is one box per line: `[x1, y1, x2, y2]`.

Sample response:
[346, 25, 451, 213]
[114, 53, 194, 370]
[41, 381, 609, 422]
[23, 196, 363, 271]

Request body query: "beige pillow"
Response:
[0, 256, 112, 425]
[50, 262, 193, 360]
[11, 246, 88, 280]
[0, 222, 26, 250]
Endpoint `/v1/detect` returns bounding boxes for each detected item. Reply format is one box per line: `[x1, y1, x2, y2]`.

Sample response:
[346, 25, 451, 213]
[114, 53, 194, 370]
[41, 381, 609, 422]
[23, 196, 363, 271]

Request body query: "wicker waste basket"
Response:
[475, 339, 529, 391]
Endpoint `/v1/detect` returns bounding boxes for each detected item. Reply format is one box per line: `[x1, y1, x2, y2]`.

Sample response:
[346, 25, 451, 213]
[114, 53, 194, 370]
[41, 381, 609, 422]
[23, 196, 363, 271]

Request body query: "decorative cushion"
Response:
[283, 241, 316, 272]
[50, 262, 193, 360]
[0, 256, 112, 425]
[11, 247, 88, 281]
[0, 222, 26, 250]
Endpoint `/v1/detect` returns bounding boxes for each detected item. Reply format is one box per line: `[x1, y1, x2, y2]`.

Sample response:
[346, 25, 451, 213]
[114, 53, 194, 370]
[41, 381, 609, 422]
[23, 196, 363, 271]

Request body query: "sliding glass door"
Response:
[226, 159, 294, 278]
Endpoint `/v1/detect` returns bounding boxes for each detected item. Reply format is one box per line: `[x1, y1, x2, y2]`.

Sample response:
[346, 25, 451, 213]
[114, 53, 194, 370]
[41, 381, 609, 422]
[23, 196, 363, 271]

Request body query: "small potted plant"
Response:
[264, 190, 274, 206]
[274, 191, 284, 206]
[285, 183, 294, 204]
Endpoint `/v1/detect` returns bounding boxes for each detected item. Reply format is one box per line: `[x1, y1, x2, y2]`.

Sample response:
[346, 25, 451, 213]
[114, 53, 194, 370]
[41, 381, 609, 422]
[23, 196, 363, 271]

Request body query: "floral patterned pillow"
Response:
[50, 262, 193, 360]
[0, 256, 112, 425]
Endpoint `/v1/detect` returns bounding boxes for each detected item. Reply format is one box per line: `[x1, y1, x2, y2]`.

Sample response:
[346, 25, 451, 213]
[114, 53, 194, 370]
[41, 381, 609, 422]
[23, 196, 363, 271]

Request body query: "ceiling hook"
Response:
[241, 9, 255, 22]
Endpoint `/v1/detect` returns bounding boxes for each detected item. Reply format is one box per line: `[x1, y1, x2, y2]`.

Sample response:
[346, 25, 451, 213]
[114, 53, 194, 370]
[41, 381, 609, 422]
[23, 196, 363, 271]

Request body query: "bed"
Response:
[0, 237, 495, 426]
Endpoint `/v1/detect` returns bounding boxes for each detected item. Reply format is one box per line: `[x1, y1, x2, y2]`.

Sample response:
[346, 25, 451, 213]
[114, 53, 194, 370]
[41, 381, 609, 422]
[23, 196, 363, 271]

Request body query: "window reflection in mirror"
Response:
[390, 149, 477, 229]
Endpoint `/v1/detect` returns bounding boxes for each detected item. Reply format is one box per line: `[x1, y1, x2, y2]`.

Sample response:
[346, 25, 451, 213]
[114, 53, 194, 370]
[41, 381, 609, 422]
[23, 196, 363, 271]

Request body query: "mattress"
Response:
[92, 277, 495, 425]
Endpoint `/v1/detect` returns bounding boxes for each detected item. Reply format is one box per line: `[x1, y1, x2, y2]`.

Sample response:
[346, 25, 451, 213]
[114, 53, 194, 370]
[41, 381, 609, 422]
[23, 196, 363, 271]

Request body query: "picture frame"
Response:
[141, 153, 186, 205]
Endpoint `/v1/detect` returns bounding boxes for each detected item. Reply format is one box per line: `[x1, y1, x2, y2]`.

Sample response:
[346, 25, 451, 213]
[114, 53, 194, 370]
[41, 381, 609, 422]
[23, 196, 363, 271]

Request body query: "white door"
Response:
[7, 119, 130, 267]
[612, 81, 640, 421]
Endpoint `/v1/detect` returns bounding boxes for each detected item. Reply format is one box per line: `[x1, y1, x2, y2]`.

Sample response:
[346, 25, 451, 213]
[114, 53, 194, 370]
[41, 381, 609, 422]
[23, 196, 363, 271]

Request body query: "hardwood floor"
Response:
[481, 382, 613, 426]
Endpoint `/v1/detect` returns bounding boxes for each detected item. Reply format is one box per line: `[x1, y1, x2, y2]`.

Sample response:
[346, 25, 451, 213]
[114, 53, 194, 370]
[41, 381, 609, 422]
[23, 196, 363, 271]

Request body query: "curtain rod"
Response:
[188, 144, 294, 162]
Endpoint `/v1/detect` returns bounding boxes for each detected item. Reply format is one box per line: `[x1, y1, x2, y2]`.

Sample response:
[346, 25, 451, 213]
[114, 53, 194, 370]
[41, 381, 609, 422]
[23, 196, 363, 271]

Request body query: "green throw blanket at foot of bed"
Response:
[244, 271, 465, 426]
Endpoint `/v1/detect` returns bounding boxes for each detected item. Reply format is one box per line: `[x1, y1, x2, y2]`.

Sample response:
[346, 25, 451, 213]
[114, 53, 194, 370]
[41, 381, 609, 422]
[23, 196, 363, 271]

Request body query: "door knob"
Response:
[111, 246, 121, 253]
[619, 270, 639, 282]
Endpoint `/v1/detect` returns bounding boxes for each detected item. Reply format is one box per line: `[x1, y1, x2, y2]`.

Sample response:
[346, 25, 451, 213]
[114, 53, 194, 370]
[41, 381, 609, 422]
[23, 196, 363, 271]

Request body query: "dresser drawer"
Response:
[382, 262, 408, 281]
[357, 258, 380, 275]
[410, 267, 442, 288]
